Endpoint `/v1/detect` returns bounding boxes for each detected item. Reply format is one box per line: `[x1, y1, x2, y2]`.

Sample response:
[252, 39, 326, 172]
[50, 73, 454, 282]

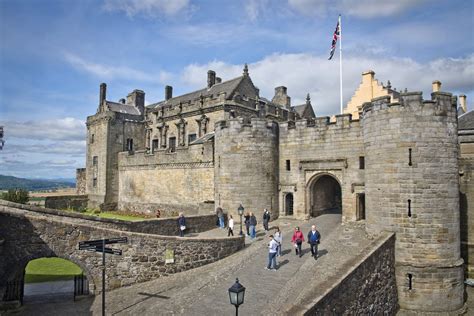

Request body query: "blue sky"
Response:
[0, 0, 473, 179]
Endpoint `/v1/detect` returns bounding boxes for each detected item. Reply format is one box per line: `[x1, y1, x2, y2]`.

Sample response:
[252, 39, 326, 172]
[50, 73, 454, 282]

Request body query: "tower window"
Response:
[169, 137, 176, 153]
[91, 134, 95, 144]
[92, 156, 98, 166]
[188, 134, 197, 144]
[408, 199, 412, 217]
[93, 178, 97, 187]
[407, 273, 413, 290]
[286, 160, 291, 171]
[359, 156, 365, 169]
[408, 148, 412, 166]
[126, 138, 134, 152]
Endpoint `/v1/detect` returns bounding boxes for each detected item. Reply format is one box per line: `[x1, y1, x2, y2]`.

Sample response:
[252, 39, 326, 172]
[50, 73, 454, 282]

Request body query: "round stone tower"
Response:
[214, 117, 279, 219]
[363, 92, 464, 312]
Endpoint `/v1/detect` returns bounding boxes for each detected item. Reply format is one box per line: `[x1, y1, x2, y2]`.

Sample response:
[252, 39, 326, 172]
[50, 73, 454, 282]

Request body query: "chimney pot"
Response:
[432, 80, 441, 92]
[460, 94, 467, 113]
[165, 85, 173, 101]
[99, 83, 107, 105]
[207, 70, 216, 88]
[216, 77, 222, 84]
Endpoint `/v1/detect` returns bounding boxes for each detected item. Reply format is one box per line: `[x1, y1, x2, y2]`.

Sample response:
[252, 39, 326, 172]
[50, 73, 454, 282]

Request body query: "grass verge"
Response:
[25, 257, 83, 283]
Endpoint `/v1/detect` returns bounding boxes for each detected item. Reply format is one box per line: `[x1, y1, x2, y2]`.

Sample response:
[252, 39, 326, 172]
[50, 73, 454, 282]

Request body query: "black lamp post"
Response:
[238, 204, 244, 236]
[228, 278, 245, 316]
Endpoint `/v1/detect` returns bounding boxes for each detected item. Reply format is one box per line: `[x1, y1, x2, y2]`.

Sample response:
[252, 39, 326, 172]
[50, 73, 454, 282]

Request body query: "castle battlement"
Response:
[215, 117, 277, 135]
[279, 114, 360, 138]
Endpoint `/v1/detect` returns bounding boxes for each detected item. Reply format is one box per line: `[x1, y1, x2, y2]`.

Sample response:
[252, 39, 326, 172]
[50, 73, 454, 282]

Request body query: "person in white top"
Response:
[274, 227, 282, 257]
[228, 215, 234, 237]
[266, 235, 279, 271]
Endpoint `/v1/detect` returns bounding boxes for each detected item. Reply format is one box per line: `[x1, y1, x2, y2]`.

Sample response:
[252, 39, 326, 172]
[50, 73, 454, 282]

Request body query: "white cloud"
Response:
[245, 0, 269, 21]
[180, 53, 474, 116]
[64, 52, 171, 83]
[1, 117, 86, 141]
[288, 0, 426, 18]
[103, 0, 191, 18]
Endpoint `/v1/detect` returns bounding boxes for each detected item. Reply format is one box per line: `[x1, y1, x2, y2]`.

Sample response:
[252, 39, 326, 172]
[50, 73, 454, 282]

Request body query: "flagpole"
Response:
[339, 14, 343, 114]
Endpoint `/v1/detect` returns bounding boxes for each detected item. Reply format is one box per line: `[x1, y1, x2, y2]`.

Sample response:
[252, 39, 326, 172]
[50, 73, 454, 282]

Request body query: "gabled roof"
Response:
[292, 103, 315, 119]
[107, 101, 142, 116]
[147, 76, 245, 109]
[459, 110, 474, 130]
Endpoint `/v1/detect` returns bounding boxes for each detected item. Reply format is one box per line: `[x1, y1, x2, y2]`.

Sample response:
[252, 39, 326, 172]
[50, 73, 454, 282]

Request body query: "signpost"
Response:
[78, 236, 128, 316]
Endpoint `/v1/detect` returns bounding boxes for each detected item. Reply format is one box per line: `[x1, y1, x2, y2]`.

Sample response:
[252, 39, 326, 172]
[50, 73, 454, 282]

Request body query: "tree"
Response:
[1, 188, 29, 204]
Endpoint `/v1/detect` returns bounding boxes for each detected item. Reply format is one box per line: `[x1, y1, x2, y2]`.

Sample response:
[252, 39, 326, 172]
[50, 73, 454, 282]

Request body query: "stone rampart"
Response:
[304, 233, 398, 315]
[214, 117, 279, 220]
[363, 92, 464, 312]
[0, 201, 244, 304]
[44, 195, 88, 211]
[76, 168, 86, 195]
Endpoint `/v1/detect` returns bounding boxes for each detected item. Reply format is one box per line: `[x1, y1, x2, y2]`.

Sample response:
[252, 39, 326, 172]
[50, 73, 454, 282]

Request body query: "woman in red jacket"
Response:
[291, 226, 305, 257]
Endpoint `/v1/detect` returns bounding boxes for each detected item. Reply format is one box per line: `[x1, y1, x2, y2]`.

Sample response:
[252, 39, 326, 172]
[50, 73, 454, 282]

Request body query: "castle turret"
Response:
[214, 117, 279, 219]
[363, 90, 463, 312]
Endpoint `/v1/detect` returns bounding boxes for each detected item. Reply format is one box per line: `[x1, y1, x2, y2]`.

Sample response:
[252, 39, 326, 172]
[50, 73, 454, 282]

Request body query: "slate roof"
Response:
[292, 103, 315, 119]
[147, 76, 245, 109]
[190, 132, 215, 145]
[107, 101, 142, 116]
[459, 110, 474, 130]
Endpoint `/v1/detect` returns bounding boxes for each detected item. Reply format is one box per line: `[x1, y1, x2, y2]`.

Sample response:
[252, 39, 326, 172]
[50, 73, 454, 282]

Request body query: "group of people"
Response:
[266, 224, 321, 271]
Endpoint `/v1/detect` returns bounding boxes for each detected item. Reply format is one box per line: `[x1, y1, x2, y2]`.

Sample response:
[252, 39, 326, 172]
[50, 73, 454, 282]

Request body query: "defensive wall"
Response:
[118, 140, 215, 216]
[301, 233, 398, 315]
[363, 92, 464, 312]
[44, 195, 88, 211]
[0, 200, 244, 306]
[214, 117, 279, 220]
[279, 115, 364, 221]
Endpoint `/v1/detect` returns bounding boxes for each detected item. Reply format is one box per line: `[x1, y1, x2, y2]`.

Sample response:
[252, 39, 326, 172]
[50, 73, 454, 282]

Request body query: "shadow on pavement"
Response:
[111, 290, 171, 315]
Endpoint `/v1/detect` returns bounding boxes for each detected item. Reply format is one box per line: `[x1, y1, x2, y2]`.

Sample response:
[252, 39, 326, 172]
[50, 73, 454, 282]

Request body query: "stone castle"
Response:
[80, 65, 473, 313]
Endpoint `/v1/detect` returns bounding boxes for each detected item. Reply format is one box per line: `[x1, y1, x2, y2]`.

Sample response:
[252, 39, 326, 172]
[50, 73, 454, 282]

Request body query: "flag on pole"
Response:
[328, 15, 341, 60]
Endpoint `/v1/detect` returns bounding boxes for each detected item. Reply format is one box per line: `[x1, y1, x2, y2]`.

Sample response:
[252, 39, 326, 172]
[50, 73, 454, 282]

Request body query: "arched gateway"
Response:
[307, 174, 342, 217]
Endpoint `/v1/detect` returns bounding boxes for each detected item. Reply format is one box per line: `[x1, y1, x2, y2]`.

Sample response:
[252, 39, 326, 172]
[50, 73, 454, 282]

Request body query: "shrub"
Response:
[1, 188, 29, 204]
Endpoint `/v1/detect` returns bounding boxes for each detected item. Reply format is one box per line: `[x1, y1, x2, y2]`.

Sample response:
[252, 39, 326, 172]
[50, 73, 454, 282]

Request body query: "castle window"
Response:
[91, 134, 95, 144]
[407, 273, 413, 290]
[126, 138, 134, 152]
[92, 156, 98, 166]
[152, 139, 159, 152]
[188, 134, 197, 144]
[286, 160, 291, 171]
[359, 156, 365, 169]
[93, 178, 97, 187]
[169, 137, 176, 153]
[408, 148, 412, 166]
[408, 199, 412, 217]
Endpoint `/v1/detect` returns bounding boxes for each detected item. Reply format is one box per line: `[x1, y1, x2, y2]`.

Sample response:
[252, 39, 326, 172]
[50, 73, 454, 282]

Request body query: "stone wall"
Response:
[214, 118, 279, 220]
[76, 168, 86, 195]
[363, 92, 464, 312]
[305, 233, 398, 315]
[118, 141, 215, 215]
[279, 115, 364, 221]
[460, 138, 474, 277]
[44, 195, 88, 211]
[0, 201, 244, 304]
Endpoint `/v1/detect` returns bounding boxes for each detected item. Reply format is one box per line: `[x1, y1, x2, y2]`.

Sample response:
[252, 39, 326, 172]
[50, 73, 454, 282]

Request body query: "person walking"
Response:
[263, 209, 271, 231]
[178, 212, 186, 237]
[216, 207, 225, 229]
[249, 212, 257, 239]
[228, 215, 234, 237]
[291, 226, 304, 257]
[307, 225, 321, 260]
[266, 235, 279, 271]
[244, 212, 250, 236]
[274, 227, 282, 257]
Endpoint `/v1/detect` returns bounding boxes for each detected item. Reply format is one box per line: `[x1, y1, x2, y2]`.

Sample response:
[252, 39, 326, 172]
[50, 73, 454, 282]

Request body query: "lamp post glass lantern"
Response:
[237, 204, 244, 236]
[228, 278, 245, 316]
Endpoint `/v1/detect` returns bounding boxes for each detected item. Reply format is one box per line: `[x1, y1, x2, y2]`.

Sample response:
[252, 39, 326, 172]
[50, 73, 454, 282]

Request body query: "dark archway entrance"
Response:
[285, 193, 294, 216]
[309, 175, 342, 217]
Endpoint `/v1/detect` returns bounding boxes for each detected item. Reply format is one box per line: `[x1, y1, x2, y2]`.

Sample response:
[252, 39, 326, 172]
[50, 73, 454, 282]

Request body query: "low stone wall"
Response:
[305, 233, 398, 315]
[0, 200, 216, 236]
[0, 202, 245, 303]
[44, 195, 88, 211]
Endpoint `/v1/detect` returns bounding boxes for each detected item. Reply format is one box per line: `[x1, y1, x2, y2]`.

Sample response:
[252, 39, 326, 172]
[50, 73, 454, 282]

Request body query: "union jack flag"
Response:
[328, 15, 341, 60]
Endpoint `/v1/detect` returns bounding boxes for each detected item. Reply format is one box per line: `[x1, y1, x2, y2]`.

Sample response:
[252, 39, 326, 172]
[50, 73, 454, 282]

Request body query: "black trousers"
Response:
[309, 243, 318, 257]
[228, 227, 234, 236]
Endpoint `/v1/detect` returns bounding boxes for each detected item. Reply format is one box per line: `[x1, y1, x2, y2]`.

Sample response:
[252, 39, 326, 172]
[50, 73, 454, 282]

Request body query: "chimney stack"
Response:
[460, 94, 467, 113]
[165, 85, 173, 101]
[207, 70, 216, 88]
[127, 89, 145, 115]
[119, 98, 126, 104]
[216, 77, 222, 84]
[99, 83, 107, 105]
[432, 80, 442, 92]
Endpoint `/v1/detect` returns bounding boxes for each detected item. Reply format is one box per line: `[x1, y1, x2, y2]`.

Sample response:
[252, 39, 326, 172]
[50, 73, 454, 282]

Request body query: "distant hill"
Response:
[0, 175, 75, 191]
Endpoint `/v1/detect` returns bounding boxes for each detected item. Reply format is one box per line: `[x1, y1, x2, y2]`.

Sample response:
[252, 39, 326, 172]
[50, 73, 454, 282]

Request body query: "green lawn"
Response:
[25, 257, 83, 283]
